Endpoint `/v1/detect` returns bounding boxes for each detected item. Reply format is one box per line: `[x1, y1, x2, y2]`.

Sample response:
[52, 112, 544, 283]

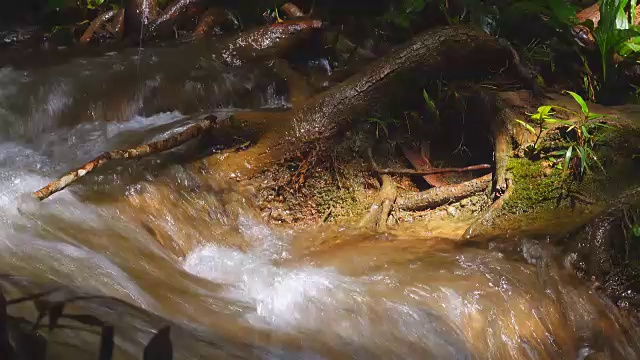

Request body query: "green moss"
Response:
[503, 158, 563, 214]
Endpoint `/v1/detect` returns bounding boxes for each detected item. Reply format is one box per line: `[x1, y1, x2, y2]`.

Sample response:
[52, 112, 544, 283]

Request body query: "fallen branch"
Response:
[397, 174, 492, 211]
[33, 116, 217, 201]
[369, 148, 491, 176]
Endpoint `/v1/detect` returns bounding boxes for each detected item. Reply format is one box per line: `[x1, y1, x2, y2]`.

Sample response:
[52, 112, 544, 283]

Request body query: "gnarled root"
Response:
[462, 173, 514, 239]
[397, 174, 492, 211]
[359, 174, 398, 231]
[33, 115, 218, 201]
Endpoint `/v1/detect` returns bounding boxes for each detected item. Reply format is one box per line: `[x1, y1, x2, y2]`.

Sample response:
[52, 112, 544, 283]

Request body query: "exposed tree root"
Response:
[33, 115, 218, 201]
[215, 19, 324, 66]
[281, 3, 305, 18]
[203, 25, 515, 180]
[35, 25, 521, 201]
[462, 173, 513, 239]
[397, 174, 492, 211]
[108, 9, 126, 40]
[79, 10, 118, 44]
[359, 174, 398, 231]
[402, 144, 449, 187]
[148, 0, 203, 38]
[492, 99, 513, 198]
[193, 8, 229, 36]
[125, 0, 159, 38]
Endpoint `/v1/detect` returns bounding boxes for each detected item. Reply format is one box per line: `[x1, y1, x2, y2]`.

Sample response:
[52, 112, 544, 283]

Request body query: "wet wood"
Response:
[193, 8, 228, 36]
[33, 116, 217, 200]
[125, 0, 160, 37]
[79, 10, 117, 44]
[281, 3, 305, 18]
[397, 174, 492, 211]
[148, 0, 203, 38]
[109, 9, 126, 40]
[216, 19, 324, 66]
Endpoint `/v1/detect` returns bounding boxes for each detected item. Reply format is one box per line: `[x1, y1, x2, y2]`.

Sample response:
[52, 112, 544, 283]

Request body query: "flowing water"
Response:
[0, 43, 639, 359]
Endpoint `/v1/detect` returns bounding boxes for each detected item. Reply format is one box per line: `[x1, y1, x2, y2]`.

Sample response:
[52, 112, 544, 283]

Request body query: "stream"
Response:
[0, 41, 639, 360]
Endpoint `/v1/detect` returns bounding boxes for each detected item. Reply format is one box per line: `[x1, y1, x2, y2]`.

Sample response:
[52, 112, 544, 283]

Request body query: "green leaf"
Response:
[632, 224, 640, 238]
[422, 89, 440, 121]
[564, 145, 573, 171]
[576, 145, 589, 174]
[564, 90, 589, 115]
[86, 0, 106, 9]
[516, 119, 536, 134]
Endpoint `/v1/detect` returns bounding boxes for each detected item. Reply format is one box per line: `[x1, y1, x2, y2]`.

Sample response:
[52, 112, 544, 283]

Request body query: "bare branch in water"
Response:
[33, 116, 217, 201]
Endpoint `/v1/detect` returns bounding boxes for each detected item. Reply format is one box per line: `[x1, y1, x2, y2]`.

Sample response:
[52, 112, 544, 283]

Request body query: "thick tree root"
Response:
[359, 175, 398, 231]
[79, 10, 118, 44]
[148, 0, 203, 38]
[33, 115, 218, 201]
[492, 101, 513, 198]
[397, 174, 492, 211]
[462, 174, 513, 239]
[108, 9, 126, 40]
[281, 3, 305, 18]
[193, 8, 229, 36]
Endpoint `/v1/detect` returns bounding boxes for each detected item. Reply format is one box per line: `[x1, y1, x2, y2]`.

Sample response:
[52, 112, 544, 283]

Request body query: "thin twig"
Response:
[367, 147, 491, 176]
[33, 116, 217, 201]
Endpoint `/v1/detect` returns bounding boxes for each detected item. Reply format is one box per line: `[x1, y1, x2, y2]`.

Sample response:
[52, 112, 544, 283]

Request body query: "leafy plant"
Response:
[592, 0, 640, 81]
[516, 91, 611, 178]
[507, 0, 578, 27]
[367, 117, 399, 138]
[383, 0, 428, 28]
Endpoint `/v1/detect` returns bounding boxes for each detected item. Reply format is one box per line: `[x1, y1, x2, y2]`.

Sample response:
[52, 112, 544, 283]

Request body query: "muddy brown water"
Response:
[0, 42, 639, 359]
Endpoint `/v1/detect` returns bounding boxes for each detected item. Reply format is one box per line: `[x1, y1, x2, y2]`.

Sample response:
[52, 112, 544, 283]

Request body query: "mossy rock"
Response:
[503, 157, 563, 214]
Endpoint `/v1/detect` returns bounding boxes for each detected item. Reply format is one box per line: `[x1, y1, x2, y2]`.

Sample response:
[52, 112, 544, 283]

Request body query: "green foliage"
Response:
[367, 117, 399, 139]
[422, 89, 440, 122]
[507, 0, 578, 27]
[383, 0, 428, 28]
[47, 0, 110, 10]
[593, 0, 640, 81]
[633, 223, 640, 238]
[516, 91, 611, 178]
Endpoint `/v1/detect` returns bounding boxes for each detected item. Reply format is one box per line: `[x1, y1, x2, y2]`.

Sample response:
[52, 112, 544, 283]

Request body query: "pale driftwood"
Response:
[33, 116, 217, 201]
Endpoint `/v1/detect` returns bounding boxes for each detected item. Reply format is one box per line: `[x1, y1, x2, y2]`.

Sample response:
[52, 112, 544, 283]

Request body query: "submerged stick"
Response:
[33, 116, 217, 201]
